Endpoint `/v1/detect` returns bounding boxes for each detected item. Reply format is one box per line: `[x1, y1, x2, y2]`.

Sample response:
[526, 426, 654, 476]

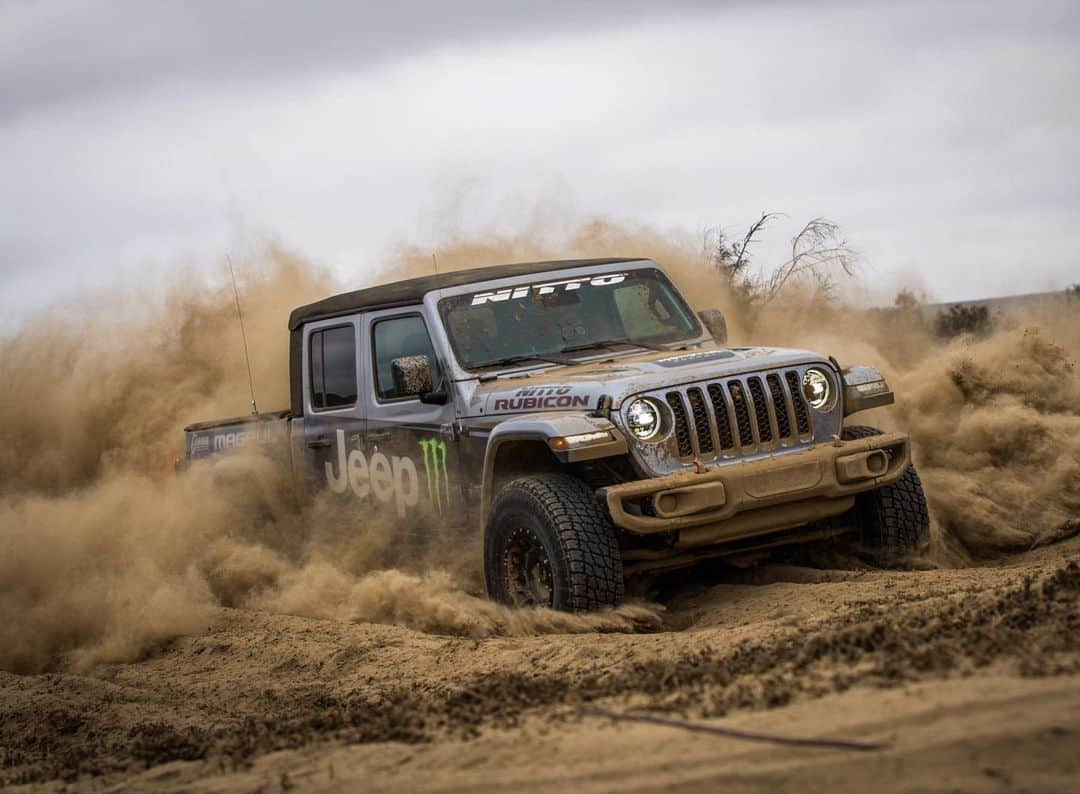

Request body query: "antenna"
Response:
[226, 254, 259, 416]
[431, 252, 440, 274]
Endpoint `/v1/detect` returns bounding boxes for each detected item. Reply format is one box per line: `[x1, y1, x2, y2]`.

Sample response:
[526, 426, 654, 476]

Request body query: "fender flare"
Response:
[480, 412, 627, 528]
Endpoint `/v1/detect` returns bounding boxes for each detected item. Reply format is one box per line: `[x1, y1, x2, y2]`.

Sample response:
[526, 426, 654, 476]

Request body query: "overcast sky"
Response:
[2, 0, 1078, 329]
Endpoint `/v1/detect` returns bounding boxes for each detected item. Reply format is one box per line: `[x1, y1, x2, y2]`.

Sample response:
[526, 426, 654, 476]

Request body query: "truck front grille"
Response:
[662, 369, 815, 460]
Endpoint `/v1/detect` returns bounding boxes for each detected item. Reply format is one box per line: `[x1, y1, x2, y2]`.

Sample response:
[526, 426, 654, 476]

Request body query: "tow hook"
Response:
[692, 458, 704, 474]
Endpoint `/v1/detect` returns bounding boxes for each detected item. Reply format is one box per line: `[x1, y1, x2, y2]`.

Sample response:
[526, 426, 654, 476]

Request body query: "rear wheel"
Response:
[485, 474, 624, 611]
[840, 425, 930, 565]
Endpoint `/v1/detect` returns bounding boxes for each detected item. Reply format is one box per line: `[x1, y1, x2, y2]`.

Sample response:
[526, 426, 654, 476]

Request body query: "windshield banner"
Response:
[469, 273, 627, 306]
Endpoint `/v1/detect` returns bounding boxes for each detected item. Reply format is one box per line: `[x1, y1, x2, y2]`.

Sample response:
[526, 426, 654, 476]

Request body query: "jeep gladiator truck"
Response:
[185, 258, 929, 610]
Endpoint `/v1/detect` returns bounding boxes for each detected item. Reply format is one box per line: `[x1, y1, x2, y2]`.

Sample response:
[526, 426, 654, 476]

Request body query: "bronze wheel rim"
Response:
[503, 526, 554, 608]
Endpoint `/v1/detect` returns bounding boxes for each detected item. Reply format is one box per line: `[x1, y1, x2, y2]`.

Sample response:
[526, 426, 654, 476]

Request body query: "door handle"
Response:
[367, 430, 391, 442]
[307, 436, 332, 449]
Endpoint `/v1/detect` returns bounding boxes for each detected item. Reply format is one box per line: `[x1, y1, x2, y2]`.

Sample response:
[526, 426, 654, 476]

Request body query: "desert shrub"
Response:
[703, 214, 855, 330]
[935, 304, 992, 339]
[893, 288, 919, 310]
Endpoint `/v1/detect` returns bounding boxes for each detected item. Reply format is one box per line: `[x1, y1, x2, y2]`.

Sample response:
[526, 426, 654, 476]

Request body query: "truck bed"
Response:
[184, 410, 291, 461]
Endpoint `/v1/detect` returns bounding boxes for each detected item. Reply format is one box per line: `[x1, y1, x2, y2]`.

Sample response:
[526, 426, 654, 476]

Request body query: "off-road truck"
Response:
[185, 258, 929, 610]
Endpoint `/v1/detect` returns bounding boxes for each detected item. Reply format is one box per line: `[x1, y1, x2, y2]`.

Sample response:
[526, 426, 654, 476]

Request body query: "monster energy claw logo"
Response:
[419, 438, 450, 513]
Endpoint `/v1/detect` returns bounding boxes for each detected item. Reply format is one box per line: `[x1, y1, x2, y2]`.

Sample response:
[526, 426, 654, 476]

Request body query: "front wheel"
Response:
[485, 474, 624, 611]
[840, 425, 931, 565]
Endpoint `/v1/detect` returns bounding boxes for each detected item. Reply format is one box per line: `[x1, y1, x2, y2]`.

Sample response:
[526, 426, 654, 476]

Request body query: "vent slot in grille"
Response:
[728, 381, 755, 447]
[707, 384, 736, 450]
[686, 388, 714, 455]
[666, 392, 694, 457]
[767, 373, 793, 439]
[747, 377, 772, 443]
[785, 371, 812, 435]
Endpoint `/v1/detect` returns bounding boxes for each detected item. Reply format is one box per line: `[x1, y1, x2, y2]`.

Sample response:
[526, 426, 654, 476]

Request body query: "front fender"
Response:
[480, 412, 627, 527]
[841, 365, 895, 416]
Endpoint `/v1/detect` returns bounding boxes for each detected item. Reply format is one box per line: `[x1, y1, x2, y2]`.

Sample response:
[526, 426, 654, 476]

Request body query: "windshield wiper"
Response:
[471, 352, 571, 370]
[472, 338, 678, 371]
[559, 337, 672, 355]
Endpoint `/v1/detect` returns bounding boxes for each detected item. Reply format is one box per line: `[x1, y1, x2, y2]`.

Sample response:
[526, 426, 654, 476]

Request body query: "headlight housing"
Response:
[802, 368, 835, 411]
[626, 398, 664, 441]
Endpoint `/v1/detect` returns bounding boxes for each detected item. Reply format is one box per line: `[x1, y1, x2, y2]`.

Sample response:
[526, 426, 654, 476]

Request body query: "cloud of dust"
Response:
[0, 246, 333, 497]
[0, 242, 662, 674]
[2, 218, 1075, 673]
[892, 319, 1079, 557]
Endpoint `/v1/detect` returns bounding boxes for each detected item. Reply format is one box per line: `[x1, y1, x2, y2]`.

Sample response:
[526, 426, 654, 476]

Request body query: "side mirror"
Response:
[419, 389, 449, 405]
[391, 355, 448, 404]
[697, 309, 728, 344]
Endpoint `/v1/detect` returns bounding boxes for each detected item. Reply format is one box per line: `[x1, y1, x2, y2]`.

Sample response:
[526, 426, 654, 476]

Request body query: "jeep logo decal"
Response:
[324, 429, 419, 518]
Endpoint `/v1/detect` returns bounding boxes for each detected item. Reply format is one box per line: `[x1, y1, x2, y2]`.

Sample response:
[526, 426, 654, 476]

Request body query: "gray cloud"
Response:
[1, 0, 730, 119]
[1, 0, 1078, 330]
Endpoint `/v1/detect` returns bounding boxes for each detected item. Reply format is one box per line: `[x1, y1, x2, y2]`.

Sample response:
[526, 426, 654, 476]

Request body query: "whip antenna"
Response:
[226, 254, 259, 416]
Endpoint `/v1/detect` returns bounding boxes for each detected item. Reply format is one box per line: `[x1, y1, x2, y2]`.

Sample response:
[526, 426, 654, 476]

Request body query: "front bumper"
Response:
[599, 431, 910, 548]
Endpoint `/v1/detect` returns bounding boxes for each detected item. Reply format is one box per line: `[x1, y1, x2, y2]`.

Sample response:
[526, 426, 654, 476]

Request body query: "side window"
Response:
[373, 315, 440, 400]
[310, 325, 357, 410]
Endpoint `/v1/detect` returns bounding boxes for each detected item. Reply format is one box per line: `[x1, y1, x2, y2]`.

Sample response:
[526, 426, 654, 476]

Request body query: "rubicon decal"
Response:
[492, 386, 590, 412]
[469, 273, 627, 306]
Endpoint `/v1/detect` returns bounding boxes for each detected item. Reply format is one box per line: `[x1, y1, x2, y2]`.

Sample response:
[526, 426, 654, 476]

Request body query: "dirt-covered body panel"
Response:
[459, 343, 842, 477]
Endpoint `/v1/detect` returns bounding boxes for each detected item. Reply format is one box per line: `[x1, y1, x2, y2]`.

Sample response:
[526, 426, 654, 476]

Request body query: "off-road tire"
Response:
[485, 474, 624, 611]
[841, 425, 930, 565]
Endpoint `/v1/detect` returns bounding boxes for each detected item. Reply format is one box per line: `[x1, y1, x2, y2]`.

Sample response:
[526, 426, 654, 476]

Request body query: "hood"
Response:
[464, 345, 832, 417]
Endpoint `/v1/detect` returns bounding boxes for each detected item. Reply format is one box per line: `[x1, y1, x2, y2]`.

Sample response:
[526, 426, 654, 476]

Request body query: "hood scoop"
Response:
[653, 350, 738, 368]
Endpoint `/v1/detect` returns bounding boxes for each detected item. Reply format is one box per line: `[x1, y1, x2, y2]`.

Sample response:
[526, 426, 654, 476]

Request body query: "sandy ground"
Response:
[3, 535, 1077, 792]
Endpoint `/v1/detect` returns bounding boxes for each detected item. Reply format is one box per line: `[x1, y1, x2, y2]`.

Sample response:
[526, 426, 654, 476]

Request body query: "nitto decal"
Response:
[492, 385, 590, 412]
[419, 438, 450, 514]
[470, 273, 627, 306]
[324, 429, 419, 518]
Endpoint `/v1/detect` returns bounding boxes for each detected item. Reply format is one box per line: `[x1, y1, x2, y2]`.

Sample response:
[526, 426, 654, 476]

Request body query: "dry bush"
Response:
[935, 304, 993, 339]
[703, 213, 855, 331]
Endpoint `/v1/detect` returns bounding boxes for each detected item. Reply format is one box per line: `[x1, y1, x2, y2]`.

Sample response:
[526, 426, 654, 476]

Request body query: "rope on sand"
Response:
[584, 705, 890, 752]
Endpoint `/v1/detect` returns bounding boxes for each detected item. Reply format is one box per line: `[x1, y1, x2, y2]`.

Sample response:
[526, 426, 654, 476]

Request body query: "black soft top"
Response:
[287, 257, 639, 330]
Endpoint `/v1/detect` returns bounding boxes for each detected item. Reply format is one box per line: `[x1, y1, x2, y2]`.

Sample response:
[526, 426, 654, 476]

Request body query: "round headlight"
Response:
[626, 398, 662, 440]
[802, 368, 833, 410]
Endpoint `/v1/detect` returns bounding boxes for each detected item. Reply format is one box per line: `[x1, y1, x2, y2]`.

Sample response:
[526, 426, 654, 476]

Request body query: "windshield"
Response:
[439, 268, 701, 370]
